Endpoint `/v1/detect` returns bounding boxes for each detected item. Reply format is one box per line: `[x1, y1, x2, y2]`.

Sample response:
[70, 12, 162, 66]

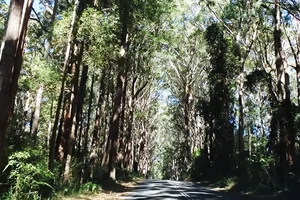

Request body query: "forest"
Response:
[0, 0, 300, 199]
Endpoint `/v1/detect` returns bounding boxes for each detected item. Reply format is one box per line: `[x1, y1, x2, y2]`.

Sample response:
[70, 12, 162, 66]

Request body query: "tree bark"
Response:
[124, 77, 137, 170]
[108, 70, 125, 180]
[296, 66, 300, 106]
[107, 0, 130, 180]
[49, 0, 85, 170]
[0, 0, 33, 169]
[81, 74, 94, 183]
[76, 65, 88, 157]
[101, 72, 113, 167]
[184, 83, 191, 163]
[273, 0, 295, 186]
[119, 69, 128, 165]
[31, 84, 44, 144]
[63, 41, 84, 184]
[47, 99, 54, 147]
[238, 72, 245, 158]
[89, 69, 106, 179]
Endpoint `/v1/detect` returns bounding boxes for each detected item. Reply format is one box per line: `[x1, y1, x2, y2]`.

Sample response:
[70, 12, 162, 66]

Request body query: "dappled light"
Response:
[0, 0, 300, 199]
[122, 180, 237, 200]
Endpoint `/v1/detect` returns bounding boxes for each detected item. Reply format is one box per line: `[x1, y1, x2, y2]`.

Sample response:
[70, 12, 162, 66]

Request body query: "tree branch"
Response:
[283, 23, 299, 67]
[202, 0, 235, 38]
[30, 7, 48, 32]
[134, 81, 148, 99]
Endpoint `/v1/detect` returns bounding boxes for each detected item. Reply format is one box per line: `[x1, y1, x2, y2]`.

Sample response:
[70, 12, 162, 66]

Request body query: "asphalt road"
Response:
[122, 179, 241, 200]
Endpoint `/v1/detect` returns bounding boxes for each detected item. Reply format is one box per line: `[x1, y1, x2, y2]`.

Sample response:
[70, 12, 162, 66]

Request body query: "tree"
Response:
[272, 0, 295, 186]
[205, 23, 236, 177]
[107, 0, 131, 180]
[0, 0, 33, 170]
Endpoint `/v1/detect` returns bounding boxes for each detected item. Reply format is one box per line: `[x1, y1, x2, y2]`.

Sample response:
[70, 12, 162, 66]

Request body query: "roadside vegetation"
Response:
[0, 0, 300, 199]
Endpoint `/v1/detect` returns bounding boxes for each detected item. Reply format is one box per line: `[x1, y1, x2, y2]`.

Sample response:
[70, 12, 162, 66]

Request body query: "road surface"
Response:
[121, 179, 240, 200]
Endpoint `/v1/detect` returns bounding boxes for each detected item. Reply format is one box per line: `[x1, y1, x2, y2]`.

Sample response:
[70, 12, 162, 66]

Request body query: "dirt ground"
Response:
[61, 180, 139, 200]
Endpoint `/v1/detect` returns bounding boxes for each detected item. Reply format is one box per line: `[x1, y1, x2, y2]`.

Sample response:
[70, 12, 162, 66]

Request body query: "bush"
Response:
[80, 182, 102, 193]
[239, 153, 277, 192]
[2, 148, 54, 200]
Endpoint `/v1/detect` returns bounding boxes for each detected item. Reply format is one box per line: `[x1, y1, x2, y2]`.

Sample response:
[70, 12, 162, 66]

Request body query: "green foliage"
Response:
[78, 7, 119, 68]
[80, 182, 102, 193]
[57, 181, 102, 197]
[193, 149, 201, 158]
[245, 70, 270, 92]
[213, 176, 237, 189]
[2, 148, 54, 200]
[1, 0, 300, 198]
[0, 0, 8, 39]
[133, 0, 175, 23]
[204, 23, 236, 177]
[238, 153, 278, 192]
[21, 56, 60, 91]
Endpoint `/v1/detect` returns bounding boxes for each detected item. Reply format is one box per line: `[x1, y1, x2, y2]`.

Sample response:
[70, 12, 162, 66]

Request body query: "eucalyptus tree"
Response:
[202, 0, 262, 160]
[284, 16, 300, 105]
[0, 0, 33, 170]
[48, 0, 120, 183]
[152, 0, 210, 179]
[205, 23, 237, 177]
[165, 32, 208, 177]
[252, 0, 299, 184]
[104, 0, 175, 180]
[47, 1, 88, 183]
[272, 0, 295, 185]
[106, 0, 132, 180]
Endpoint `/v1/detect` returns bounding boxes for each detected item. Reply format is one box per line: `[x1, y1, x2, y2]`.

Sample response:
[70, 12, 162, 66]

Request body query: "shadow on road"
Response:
[122, 180, 240, 200]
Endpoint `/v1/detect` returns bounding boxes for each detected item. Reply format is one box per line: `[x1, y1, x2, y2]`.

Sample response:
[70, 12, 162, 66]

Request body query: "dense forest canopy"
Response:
[0, 0, 300, 199]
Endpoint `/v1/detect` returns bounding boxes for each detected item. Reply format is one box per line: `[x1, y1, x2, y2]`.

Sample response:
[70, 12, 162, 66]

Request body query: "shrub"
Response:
[239, 152, 277, 192]
[2, 148, 54, 200]
[80, 182, 101, 193]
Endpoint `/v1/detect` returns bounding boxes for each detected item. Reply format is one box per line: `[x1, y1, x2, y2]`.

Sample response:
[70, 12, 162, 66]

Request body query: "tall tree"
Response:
[205, 23, 235, 177]
[273, 0, 295, 185]
[49, 0, 86, 171]
[0, 0, 33, 170]
[107, 0, 131, 180]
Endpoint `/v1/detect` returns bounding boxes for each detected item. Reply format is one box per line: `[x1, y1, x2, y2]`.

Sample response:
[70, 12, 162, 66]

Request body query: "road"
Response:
[121, 179, 240, 200]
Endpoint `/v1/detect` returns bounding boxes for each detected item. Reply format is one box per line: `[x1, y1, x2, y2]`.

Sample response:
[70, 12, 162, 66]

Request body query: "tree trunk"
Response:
[238, 72, 245, 158]
[47, 99, 54, 147]
[124, 77, 137, 170]
[297, 66, 300, 106]
[49, 0, 85, 170]
[0, 0, 33, 169]
[184, 83, 191, 164]
[75, 64, 88, 156]
[248, 127, 251, 157]
[31, 84, 44, 144]
[119, 69, 128, 165]
[63, 41, 84, 184]
[101, 72, 113, 167]
[89, 69, 106, 179]
[107, 0, 130, 180]
[108, 70, 125, 180]
[23, 91, 32, 132]
[49, 1, 77, 170]
[81, 74, 95, 183]
[274, 0, 295, 186]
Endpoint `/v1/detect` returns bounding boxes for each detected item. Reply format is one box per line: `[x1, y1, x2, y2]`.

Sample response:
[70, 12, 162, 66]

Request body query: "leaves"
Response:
[3, 148, 54, 199]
